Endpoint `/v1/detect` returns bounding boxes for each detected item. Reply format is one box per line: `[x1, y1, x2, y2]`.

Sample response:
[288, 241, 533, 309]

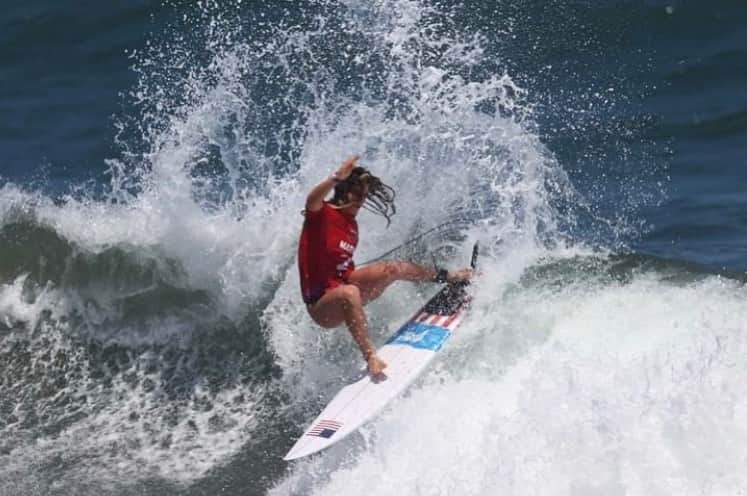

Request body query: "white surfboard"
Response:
[283, 245, 477, 461]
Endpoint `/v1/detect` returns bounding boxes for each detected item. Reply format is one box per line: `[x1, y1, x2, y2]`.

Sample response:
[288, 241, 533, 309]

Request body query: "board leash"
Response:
[357, 217, 472, 267]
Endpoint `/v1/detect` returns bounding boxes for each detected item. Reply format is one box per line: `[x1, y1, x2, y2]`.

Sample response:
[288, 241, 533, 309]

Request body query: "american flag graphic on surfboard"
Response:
[306, 420, 342, 438]
[283, 244, 478, 461]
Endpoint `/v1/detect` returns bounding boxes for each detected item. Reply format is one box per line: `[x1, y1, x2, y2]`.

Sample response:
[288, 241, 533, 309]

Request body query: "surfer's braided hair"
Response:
[332, 166, 396, 226]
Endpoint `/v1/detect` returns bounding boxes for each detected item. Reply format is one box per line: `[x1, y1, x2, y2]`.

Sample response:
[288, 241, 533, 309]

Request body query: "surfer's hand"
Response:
[447, 268, 473, 283]
[367, 354, 387, 378]
[335, 155, 360, 181]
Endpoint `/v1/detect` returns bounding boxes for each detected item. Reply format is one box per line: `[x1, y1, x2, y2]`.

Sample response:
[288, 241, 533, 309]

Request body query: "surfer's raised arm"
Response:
[304, 155, 360, 212]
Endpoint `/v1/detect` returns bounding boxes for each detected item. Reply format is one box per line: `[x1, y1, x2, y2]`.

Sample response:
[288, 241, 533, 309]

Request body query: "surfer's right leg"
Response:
[348, 261, 437, 304]
[306, 284, 387, 377]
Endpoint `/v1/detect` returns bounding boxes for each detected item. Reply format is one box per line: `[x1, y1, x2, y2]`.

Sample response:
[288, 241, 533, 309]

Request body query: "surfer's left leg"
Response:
[348, 261, 472, 304]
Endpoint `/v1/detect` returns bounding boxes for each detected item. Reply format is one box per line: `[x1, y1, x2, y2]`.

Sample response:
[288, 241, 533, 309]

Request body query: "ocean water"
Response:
[1, 1, 746, 495]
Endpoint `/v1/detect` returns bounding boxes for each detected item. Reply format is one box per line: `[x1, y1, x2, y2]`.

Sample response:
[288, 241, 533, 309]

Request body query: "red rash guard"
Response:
[298, 202, 359, 304]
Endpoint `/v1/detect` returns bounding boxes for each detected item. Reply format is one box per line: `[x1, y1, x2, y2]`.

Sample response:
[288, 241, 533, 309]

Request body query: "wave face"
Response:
[1, 1, 747, 495]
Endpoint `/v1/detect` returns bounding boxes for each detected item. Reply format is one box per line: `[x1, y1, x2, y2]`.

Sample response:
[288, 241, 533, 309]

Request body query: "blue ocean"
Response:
[1, 1, 746, 494]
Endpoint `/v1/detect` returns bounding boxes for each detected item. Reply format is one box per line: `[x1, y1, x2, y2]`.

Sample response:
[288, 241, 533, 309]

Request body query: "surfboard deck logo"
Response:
[306, 420, 342, 439]
[283, 244, 477, 461]
[387, 321, 451, 351]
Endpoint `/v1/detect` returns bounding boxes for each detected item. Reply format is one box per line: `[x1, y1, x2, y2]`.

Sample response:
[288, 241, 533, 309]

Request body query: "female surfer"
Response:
[298, 155, 472, 377]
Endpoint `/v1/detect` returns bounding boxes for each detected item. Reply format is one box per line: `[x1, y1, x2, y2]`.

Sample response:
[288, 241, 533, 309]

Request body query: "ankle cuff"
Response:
[434, 268, 449, 283]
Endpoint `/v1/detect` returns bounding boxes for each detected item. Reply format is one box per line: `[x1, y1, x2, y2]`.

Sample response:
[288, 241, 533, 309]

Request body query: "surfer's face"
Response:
[341, 182, 369, 216]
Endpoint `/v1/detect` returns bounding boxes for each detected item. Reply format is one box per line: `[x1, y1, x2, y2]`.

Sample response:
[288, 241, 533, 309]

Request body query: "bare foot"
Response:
[367, 354, 388, 378]
[447, 268, 474, 283]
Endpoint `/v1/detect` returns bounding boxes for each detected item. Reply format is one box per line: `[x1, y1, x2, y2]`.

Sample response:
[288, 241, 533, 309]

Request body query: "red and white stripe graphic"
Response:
[415, 312, 429, 322]
[306, 419, 342, 436]
[442, 309, 464, 328]
[413, 307, 466, 329]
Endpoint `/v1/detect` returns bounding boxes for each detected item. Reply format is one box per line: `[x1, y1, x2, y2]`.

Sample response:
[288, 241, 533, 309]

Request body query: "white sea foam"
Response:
[272, 272, 747, 495]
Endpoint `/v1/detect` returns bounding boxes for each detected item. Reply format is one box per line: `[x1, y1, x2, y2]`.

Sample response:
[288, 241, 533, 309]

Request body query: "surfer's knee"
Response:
[381, 261, 403, 280]
[339, 284, 362, 307]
